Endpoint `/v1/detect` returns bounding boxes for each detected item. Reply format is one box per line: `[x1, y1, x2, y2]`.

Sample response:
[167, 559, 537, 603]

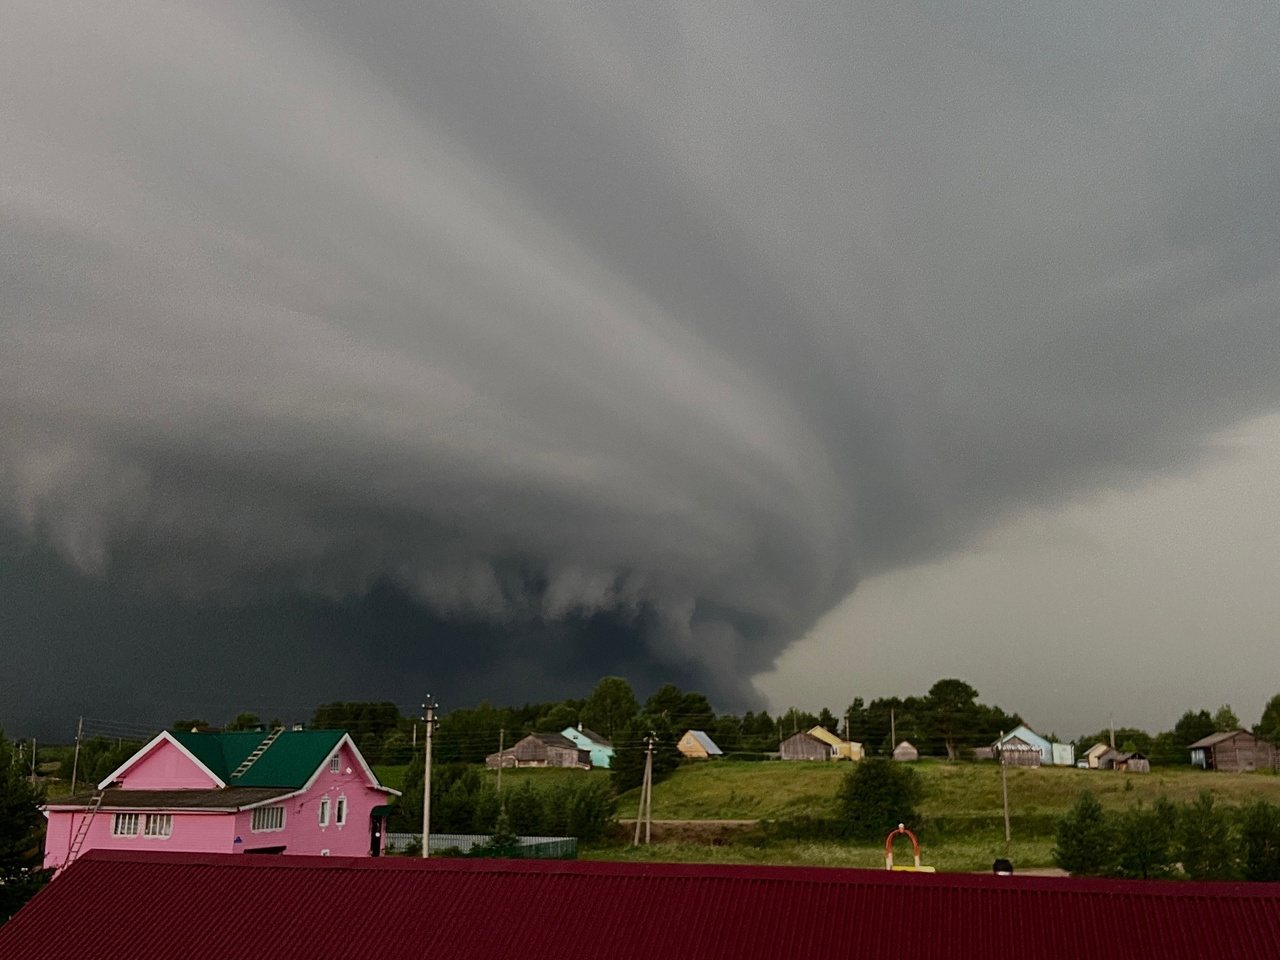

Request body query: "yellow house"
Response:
[677, 730, 723, 759]
[807, 726, 864, 761]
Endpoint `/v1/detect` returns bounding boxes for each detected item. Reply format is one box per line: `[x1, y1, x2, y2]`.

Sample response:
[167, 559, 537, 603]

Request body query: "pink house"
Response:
[42, 728, 399, 872]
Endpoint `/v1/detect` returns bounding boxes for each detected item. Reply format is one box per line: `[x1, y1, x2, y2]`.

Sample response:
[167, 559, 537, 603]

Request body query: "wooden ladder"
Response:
[62, 791, 104, 872]
[230, 727, 284, 780]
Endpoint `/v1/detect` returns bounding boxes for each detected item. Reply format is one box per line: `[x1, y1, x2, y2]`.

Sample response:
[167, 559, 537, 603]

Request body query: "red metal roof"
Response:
[4, 850, 1280, 960]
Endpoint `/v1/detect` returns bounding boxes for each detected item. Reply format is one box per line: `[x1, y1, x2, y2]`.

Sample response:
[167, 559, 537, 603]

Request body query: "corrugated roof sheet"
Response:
[5, 851, 1278, 960]
[685, 729, 723, 754]
[168, 729, 345, 787]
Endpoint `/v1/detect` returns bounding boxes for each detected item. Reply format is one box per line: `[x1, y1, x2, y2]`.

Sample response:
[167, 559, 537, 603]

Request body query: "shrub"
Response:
[1054, 791, 1118, 876]
[1178, 791, 1237, 880]
[1237, 800, 1280, 882]
[836, 758, 922, 841]
[1115, 798, 1177, 879]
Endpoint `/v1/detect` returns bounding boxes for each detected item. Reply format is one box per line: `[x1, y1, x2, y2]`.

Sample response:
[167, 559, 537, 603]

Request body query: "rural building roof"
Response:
[528, 732, 581, 750]
[574, 725, 611, 747]
[683, 730, 722, 754]
[165, 729, 346, 788]
[5, 851, 1280, 960]
[1187, 729, 1263, 749]
[42, 787, 295, 811]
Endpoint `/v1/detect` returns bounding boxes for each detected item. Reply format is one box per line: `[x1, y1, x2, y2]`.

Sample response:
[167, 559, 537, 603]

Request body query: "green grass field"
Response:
[377, 758, 1280, 871]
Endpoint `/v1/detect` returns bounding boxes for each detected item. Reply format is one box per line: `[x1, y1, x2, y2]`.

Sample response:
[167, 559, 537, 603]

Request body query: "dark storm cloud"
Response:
[3, 1, 1280, 729]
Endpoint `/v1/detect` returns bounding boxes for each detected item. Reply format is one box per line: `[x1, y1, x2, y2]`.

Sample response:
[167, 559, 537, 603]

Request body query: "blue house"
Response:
[994, 725, 1055, 765]
[560, 725, 614, 769]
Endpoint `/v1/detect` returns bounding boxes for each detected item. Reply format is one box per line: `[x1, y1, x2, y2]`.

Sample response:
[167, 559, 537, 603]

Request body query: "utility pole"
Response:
[1109, 716, 1116, 750]
[31, 738, 38, 785]
[633, 734, 654, 846]
[496, 728, 505, 794]
[421, 696, 437, 859]
[890, 709, 896, 749]
[999, 730, 1011, 849]
[70, 716, 84, 796]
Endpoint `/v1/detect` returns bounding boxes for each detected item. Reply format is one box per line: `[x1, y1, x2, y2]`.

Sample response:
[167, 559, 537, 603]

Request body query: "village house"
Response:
[485, 732, 590, 769]
[1189, 729, 1278, 773]
[559, 724, 614, 769]
[779, 730, 831, 761]
[892, 740, 919, 762]
[992, 725, 1074, 766]
[677, 730, 723, 759]
[805, 725, 864, 760]
[1083, 742, 1113, 769]
[994, 734, 1042, 767]
[40, 728, 398, 872]
[5, 851, 1279, 960]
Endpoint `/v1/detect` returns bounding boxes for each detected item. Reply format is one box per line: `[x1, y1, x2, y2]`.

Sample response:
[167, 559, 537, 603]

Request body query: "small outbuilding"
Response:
[995, 735, 1041, 768]
[780, 731, 831, 761]
[1083, 742, 1113, 769]
[806, 726, 863, 760]
[1114, 751, 1150, 774]
[1188, 730, 1278, 773]
[677, 730, 723, 759]
[892, 740, 918, 762]
[485, 733, 590, 769]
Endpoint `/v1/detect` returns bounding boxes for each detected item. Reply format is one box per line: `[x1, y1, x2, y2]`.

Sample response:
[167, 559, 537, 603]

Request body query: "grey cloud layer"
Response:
[3, 1, 1279, 714]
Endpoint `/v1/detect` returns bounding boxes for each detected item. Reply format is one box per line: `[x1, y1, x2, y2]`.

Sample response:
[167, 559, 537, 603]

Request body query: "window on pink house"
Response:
[144, 814, 172, 838]
[330, 756, 340, 774]
[318, 797, 330, 827]
[251, 806, 285, 832]
[112, 813, 139, 836]
[336, 796, 347, 826]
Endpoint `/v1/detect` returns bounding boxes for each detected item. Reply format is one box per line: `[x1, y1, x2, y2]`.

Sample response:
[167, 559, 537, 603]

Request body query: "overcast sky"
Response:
[3, 1, 1279, 739]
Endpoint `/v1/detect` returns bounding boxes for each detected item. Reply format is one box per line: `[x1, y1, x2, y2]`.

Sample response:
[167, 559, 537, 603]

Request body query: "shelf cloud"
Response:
[4, 1, 1279, 730]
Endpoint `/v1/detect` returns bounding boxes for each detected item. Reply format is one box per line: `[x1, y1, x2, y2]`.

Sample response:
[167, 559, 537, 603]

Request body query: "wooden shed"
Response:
[892, 741, 918, 762]
[994, 735, 1041, 768]
[780, 731, 831, 761]
[1188, 730, 1278, 773]
[485, 733, 589, 769]
[1114, 751, 1149, 773]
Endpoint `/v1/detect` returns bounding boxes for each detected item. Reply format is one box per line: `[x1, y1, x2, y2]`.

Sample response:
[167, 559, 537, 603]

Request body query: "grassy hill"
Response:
[377, 758, 1280, 871]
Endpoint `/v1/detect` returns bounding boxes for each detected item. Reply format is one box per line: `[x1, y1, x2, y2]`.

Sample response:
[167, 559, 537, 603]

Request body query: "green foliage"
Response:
[1178, 792, 1237, 880]
[311, 701, 403, 764]
[1212, 704, 1240, 733]
[1115, 798, 1177, 879]
[58, 737, 144, 788]
[610, 720, 681, 793]
[1, 731, 50, 919]
[643, 684, 715, 732]
[1258, 693, 1280, 744]
[1173, 710, 1216, 748]
[581, 677, 639, 740]
[225, 712, 263, 732]
[1053, 792, 1118, 876]
[468, 808, 522, 858]
[836, 758, 922, 841]
[1236, 800, 1280, 882]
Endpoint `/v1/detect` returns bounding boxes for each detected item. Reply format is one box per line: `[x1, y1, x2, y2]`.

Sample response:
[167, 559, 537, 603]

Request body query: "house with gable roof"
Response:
[41, 728, 399, 871]
[560, 724, 614, 768]
[677, 730, 723, 759]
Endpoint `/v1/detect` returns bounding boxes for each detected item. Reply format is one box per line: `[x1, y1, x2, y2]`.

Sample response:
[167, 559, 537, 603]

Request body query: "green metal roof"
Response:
[169, 729, 347, 789]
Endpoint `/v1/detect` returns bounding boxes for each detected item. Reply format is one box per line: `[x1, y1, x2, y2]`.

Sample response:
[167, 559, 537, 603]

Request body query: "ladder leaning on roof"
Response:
[61, 791, 105, 873]
[229, 727, 285, 780]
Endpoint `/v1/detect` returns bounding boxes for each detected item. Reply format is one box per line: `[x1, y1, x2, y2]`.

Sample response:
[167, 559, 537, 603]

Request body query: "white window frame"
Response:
[112, 813, 139, 836]
[318, 797, 330, 827]
[329, 756, 340, 774]
[144, 814, 173, 838]
[335, 795, 347, 827]
[251, 805, 286, 833]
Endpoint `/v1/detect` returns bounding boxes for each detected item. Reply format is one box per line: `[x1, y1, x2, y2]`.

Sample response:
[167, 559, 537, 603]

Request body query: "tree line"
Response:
[1055, 790, 1280, 881]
